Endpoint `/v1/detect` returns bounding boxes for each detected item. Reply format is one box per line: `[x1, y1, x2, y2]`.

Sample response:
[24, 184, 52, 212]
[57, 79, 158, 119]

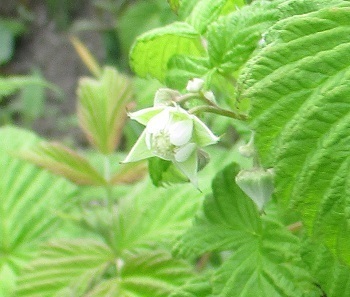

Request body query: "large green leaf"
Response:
[16, 239, 113, 297]
[0, 127, 76, 296]
[177, 164, 319, 297]
[77, 67, 133, 154]
[207, 0, 281, 74]
[16, 241, 192, 297]
[130, 21, 204, 82]
[301, 240, 350, 297]
[239, 3, 350, 262]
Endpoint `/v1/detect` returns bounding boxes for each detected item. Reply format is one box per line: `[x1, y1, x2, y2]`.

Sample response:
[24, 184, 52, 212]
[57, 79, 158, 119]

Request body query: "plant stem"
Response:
[189, 105, 248, 121]
[103, 155, 117, 251]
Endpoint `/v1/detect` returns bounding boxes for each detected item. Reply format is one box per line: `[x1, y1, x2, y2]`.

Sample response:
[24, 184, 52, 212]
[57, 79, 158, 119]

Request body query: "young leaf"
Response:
[15, 239, 114, 297]
[86, 251, 193, 297]
[177, 164, 319, 296]
[0, 126, 76, 296]
[240, 3, 350, 263]
[130, 21, 205, 82]
[18, 141, 106, 186]
[185, 0, 228, 34]
[77, 67, 133, 154]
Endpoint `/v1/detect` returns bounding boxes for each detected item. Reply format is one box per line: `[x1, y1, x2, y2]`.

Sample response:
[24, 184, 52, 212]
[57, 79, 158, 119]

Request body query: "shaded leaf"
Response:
[0, 76, 58, 102]
[19, 142, 106, 186]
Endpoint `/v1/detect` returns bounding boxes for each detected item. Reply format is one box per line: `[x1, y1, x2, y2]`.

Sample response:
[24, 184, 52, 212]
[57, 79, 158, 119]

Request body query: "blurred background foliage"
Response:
[0, 0, 173, 142]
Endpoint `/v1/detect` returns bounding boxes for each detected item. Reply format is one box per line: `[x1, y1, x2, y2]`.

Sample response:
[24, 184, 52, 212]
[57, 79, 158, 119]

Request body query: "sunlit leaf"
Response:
[177, 164, 319, 297]
[16, 239, 114, 297]
[239, 2, 350, 263]
[130, 21, 204, 82]
[0, 126, 76, 296]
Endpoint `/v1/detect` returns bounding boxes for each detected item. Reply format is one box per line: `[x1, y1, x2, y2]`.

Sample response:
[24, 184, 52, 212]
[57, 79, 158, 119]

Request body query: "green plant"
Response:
[2, 0, 350, 296]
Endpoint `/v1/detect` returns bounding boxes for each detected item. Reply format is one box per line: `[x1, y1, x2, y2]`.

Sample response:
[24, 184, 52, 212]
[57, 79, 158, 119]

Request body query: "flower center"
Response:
[150, 130, 175, 160]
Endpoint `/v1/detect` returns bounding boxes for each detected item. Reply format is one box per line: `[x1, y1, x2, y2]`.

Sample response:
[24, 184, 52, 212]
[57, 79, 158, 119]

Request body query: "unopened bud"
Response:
[203, 91, 216, 102]
[154, 88, 180, 106]
[238, 133, 255, 158]
[186, 78, 205, 93]
[235, 168, 274, 211]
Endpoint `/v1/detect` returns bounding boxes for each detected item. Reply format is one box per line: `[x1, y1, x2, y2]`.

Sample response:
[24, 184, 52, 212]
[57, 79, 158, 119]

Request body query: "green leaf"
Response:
[0, 76, 58, 102]
[167, 0, 180, 13]
[0, 126, 76, 296]
[207, 0, 281, 74]
[16, 241, 192, 297]
[186, 0, 228, 34]
[178, 164, 319, 297]
[301, 240, 350, 297]
[16, 239, 114, 297]
[177, 163, 260, 258]
[239, 3, 350, 262]
[88, 251, 193, 297]
[118, 0, 176, 56]
[0, 24, 14, 65]
[130, 21, 204, 82]
[19, 142, 106, 186]
[17, 69, 47, 127]
[113, 178, 203, 253]
[166, 55, 211, 90]
[77, 67, 133, 154]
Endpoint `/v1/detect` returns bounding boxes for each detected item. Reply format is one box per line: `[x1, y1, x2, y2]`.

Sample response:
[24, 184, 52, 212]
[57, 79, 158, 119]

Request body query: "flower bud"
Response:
[235, 168, 274, 211]
[203, 91, 216, 102]
[186, 78, 205, 93]
[154, 88, 180, 106]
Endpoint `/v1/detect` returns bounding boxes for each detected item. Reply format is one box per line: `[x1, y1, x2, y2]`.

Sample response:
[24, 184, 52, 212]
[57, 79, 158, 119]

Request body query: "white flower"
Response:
[186, 78, 205, 93]
[122, 105, 219, 186]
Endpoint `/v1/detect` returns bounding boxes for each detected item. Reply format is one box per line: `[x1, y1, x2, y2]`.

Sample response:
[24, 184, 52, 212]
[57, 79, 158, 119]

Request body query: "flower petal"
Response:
[175, 143, 196, 162]
[192, 115, 219, 147]
[174, 151, 198, 187]
[129, 106, 165, 125]
[146, 109, 171, 133]
[121, 131, 153, 163]
[169, 120, 193, 146]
